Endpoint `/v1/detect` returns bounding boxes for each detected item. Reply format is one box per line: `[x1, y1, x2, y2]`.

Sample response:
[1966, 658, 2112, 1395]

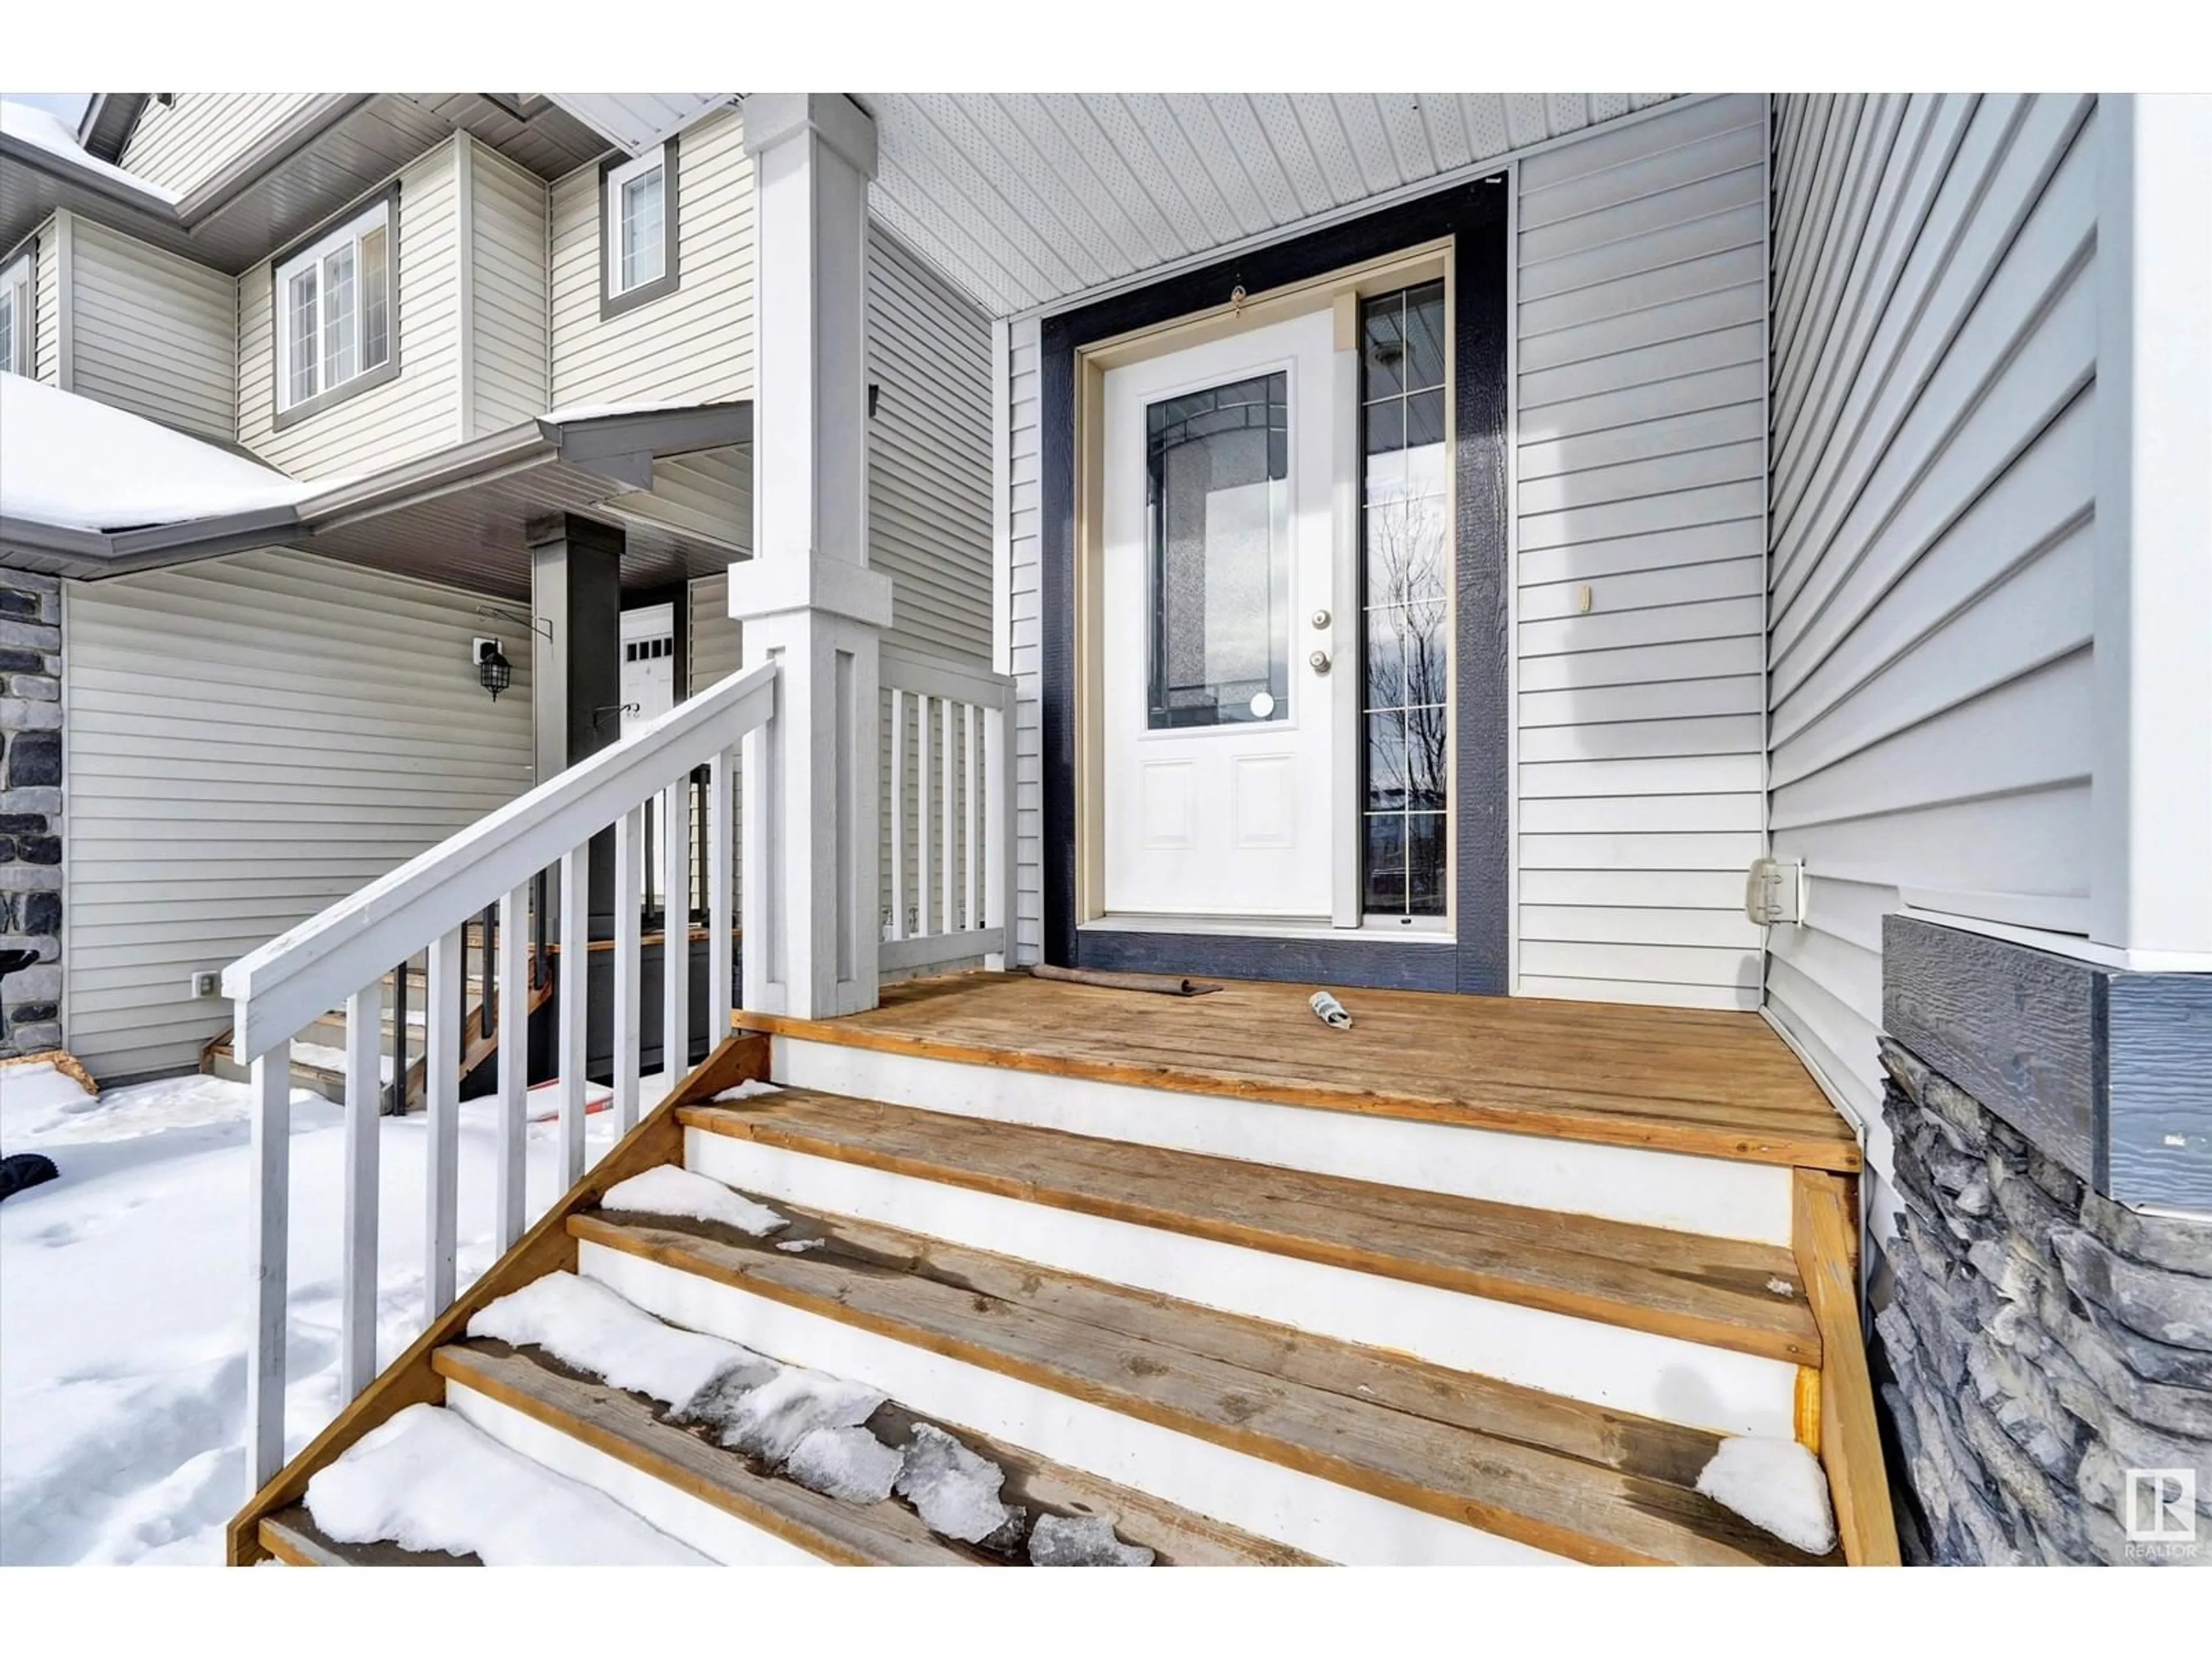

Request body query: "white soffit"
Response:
[546, 93, 732, 156]
[862, 93, 1680, 317]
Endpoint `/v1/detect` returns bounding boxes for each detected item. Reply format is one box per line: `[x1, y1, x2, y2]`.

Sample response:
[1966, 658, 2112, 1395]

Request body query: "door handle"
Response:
[1309, 650, 1331, 675]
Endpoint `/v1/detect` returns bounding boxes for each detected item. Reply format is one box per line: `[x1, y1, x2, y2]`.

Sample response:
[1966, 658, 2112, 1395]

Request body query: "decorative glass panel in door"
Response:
[1145, 373, 1291, 728]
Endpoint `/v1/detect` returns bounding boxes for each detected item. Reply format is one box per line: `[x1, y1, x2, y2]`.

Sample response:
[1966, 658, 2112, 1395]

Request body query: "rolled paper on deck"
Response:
[1027, 963, 1222, 997]
[1309, 991, 1353, 1029]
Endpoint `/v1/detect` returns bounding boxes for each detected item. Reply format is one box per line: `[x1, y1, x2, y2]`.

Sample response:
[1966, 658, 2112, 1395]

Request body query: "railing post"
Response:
[495, 881, 529, 1249]
[613, 807, 643, 1132]
[662, 779, 692, 1080]
[557, 845, 589, 1183]
[985, 699, 1012, 972]
[709, 747, 735, 1025]
[246, 1039, 292, 1491]
[424, 926, 462, 1319]
[736, 94, 887, 1021]
[340, 982, 381, 1400]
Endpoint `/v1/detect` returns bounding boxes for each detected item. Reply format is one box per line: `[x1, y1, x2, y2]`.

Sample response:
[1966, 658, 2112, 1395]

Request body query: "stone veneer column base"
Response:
[1, 569, 63, 1059]
[1874, 1036, 2212, 1565]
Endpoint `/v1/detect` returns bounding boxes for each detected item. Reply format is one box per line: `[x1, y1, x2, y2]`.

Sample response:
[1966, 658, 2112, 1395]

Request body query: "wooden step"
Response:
[569, 1208, 1843, 1566]
[683, 1092, 1819, 1366]
[433, 1339, 1311, 1565]
[258, 1505, 476, 1566]
[737, 971, 1861, 1171]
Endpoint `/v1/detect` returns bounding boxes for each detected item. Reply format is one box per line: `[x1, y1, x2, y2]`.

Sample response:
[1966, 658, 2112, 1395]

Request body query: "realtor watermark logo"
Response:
[2124, 1468, 2199, 1560]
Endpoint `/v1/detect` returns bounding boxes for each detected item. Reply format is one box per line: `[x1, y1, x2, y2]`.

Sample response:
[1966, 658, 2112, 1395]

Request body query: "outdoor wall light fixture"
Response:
[474, 637, 513, 700]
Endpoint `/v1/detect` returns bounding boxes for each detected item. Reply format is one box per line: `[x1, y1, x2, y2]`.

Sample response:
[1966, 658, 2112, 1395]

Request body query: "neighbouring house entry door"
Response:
[621, 604, 677, 905]
[1100, 309, 1352, 922]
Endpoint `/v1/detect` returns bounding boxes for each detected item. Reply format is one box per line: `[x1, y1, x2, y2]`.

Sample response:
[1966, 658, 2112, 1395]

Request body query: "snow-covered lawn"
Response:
[0, 1062, 626, 1565]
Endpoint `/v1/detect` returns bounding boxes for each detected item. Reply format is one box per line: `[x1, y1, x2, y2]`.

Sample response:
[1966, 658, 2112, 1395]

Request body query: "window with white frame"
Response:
[275, 196, 393, 415]
[1, 252, 31, 378]
[601, 140, 679, 313]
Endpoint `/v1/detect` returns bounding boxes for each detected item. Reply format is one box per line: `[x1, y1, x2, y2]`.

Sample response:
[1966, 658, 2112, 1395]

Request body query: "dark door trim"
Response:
[1039, 177, 1510, 995]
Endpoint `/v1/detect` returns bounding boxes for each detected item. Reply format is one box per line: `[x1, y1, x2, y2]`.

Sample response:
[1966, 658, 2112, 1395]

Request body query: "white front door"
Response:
[1100, 309, 1350, 921]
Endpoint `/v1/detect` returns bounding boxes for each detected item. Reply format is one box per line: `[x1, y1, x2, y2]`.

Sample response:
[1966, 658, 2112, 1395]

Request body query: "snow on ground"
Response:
[304, 1403, 705, 1566]
[0, 1065, 630, 1565]
[1695, 1435, 1838, 1556]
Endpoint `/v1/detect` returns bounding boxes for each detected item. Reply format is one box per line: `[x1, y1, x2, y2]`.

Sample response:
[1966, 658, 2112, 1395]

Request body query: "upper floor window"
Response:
[1, 252, 31, 378]
[274, 194, 396, 423]
[600, 138, 680, 316]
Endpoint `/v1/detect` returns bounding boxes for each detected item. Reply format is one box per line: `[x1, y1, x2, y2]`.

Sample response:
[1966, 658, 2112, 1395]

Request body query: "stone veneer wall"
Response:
[1875, 1035, 2211, 1565]
[1, 569, 63, 1058]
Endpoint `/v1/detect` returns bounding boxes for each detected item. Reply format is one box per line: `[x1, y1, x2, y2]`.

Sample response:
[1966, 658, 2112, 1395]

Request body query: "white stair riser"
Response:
[685, 1128, 1798, 1440]
[443, 1382, 828, 1566]
[768, 1036, 1791, 1244]
[578, 1240, 1572, 1566]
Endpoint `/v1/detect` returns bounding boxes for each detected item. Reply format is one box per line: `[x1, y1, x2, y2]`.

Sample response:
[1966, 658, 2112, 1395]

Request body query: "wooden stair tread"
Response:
[570, 1208, 1842, 1566]
[258, 1505, 477, 1566]
[683, 1092, 1819, 1365]
[735, 971, 1859, 1171]
[433, 1339, 1306, 1565]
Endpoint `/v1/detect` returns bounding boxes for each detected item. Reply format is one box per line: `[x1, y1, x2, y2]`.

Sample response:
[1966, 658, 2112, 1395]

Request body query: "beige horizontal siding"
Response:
[119, 93, 317, 195]
[66, 218, 236, 440]
[548, 105, 753, 407]
[464, 137, 551, 435]
[238, 140, 463, 477]
[1516, 93, 1771, 1011]
[63, 548, 536, 1081]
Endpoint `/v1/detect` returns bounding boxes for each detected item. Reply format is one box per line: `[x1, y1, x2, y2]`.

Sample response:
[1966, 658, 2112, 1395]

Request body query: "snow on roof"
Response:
[0, 99, 180, 204]
[0, 373, 316, 532]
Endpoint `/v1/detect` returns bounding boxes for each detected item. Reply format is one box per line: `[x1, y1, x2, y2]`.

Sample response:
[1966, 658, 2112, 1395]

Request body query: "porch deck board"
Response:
[737, 971, 1859, 1172]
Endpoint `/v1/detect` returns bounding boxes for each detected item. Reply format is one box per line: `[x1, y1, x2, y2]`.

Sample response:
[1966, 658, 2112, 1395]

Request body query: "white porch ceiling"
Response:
[861, 93, 1680, 317]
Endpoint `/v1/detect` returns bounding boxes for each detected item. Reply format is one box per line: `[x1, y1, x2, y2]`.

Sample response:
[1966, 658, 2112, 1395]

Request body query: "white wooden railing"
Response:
[880, 642, 1016, 976]
[224, 661, 776, 1491]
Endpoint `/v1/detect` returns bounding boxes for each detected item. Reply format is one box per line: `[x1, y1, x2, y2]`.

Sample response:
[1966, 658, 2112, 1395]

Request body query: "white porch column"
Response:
[733, 94, 891, 1017]
[2090, 94, 2212, 960]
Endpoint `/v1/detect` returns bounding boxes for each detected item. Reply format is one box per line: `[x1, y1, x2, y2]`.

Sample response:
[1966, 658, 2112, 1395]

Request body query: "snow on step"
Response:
[1695, 1437, 1838, 1558]
[895, 1423, 1014, 1544]
[304, 1403, 707, 1566]
[469, 1270, 771, 1408]
[603, 1164, 789, 1236]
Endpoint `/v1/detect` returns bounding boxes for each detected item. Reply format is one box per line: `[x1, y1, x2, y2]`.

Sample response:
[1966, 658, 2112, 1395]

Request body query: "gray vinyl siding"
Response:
[1765, 93, 2100, 1147]
[1003, 316, 1043, 965]
[463, 137, 551, 435]
[868, 223, 994, 663]
[1513, 93, 1772, 1012]
[548, 106, 753, 408]
[62, 549, 535, 1082]
[66, 218, 236, 440]
[238, 141, 464, 477]
[118, 93, 317, 195]
[33, 216, 58, 385]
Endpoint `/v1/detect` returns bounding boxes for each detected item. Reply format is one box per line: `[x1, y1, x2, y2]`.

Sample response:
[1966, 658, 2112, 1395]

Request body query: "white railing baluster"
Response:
[247, 1039, 293, 1490]
[613, 806, 643, 1133]
[340, 982, 381, 1400]
[985, 700, 1012, 972]
[940, 696, 957, 934]
[425, 926, 462, 1319]
[917, 696, 934, 937]
[709, 747, 734, 1025]
[965, 702, 981, 932]
[558, 845, 588, 1184]
[889, 688, 906, 940]
[662, 779, 692, 1089]
[495, 882, 528, 1249]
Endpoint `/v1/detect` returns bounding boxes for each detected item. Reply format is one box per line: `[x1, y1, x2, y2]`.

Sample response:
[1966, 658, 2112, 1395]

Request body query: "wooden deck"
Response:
[738, 971, 1859, 1172]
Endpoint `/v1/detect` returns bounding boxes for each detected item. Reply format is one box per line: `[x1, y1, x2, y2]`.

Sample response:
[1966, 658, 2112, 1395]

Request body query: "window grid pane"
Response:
[321, 244, 357, 388]
[0, 290, 13, 377]
[1357, 281, 1449, 916]
[359, 226, 389, 371]
[620, 166, 665, 291]
[286, 266, 319, 406]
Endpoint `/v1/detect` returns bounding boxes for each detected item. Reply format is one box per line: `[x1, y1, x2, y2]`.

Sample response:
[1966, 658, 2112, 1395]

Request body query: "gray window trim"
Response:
[270, 182, 403, 432]
[599, 134, 681, 320]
